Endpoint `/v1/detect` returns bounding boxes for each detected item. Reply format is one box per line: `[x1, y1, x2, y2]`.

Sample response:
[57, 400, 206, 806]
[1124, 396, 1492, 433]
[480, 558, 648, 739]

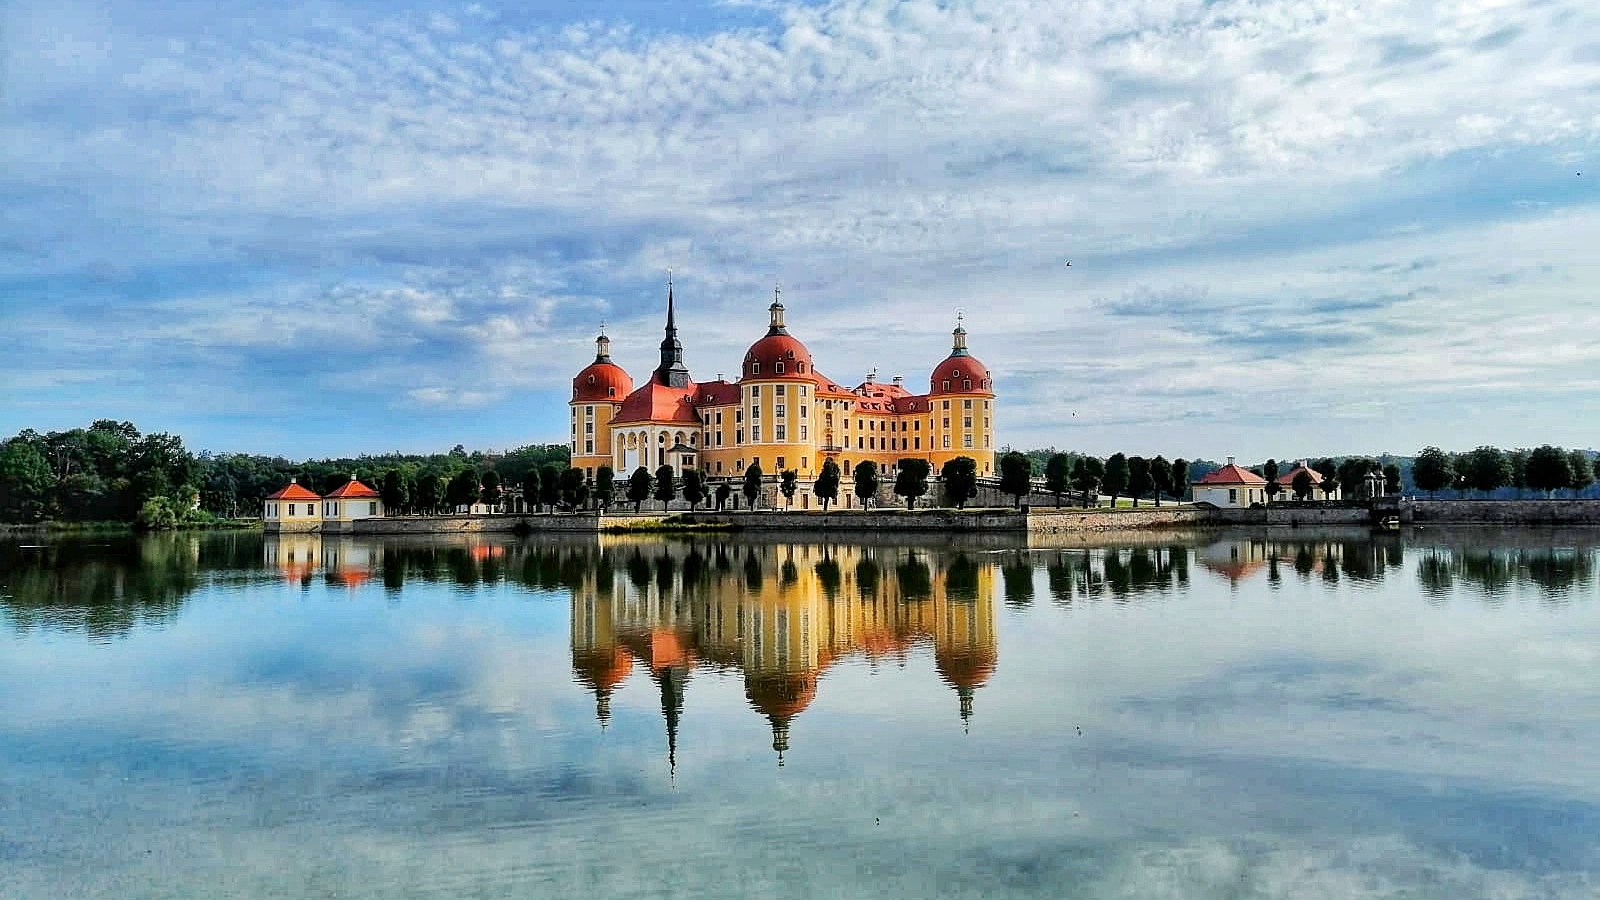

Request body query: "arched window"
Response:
[608, 387, 616, 397]
[588, 375, 596, 384]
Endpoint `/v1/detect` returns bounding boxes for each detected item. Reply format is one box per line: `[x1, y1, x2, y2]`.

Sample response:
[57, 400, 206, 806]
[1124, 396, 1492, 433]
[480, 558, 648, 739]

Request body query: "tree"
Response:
[1383, 464, 1401, 496]
[715, 482, 732, 511]
[1102, 453, 1128, 505]
[1313, 458, 1340, 499]
[1462, 446, 1511, 496]
[480, 470, 502, 509]
[1072, 456, 1104, 507]
[1525, 445, 1570, 497]
[1126, 456, 1151, 507]
[941, 456, 978, 509]
[1413, 447, 1452, 497]
[1149, 456, 1172, 507]
[1044, 454, 1071, 507]
[381, 469, 410, 515]
[416, 473, 447, 514]
[539, 464, 562, 510]
[682, 469, 706, 510]
[894, 458, 931, 509]
[779, 470, 798, 508]
[1263, 459, 1281, 502]
[595, 466, 615, 510]
[1170, 458, 1189, 502]
[1508, 449, 1530, 490]
[560, 467, 589, 508]
[814, 459, 840, 511]
[653, 464, 678, 506]
[447, 469, 481, 510]
[626, 467, 653, 512]
[853, 461, 880, 507]
[0, 439, 52, 523]
[742, 460, 765, 509]
[1569, 450, 1594, 497]
[1338, 458, 1380, 499]
[1292, 469, 1315, 501]
[521, 468, 542, 513]
[998, 451, 1032, 509]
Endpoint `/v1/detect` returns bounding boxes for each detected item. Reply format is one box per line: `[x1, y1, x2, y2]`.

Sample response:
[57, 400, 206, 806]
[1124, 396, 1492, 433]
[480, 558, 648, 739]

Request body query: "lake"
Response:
[3, 528, 1599, 899]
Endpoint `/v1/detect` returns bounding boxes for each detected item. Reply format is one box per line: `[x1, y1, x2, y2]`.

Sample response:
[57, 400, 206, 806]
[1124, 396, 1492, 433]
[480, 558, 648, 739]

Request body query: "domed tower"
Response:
[926, 316, 997, 476]
[570, 328, 634, 485]
[724, 287, 820, 484]
[571, 588, 634, 728]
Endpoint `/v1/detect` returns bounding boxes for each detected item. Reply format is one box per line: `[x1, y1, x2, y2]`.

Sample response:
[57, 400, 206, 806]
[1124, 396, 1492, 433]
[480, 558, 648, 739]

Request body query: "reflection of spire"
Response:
[770, 717, 790, 767]
[597, 692, 611, 728]
[657, 665, 688, 781]
[959, 685, 974, 734]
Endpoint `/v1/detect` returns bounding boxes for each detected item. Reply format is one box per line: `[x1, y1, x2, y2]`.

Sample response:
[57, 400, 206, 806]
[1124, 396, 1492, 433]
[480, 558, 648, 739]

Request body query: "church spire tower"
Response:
[657, 269, 691, 388]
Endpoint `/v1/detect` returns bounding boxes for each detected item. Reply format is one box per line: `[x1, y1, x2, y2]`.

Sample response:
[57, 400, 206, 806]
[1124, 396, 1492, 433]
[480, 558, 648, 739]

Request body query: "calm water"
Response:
[3, 528, 1599, 899]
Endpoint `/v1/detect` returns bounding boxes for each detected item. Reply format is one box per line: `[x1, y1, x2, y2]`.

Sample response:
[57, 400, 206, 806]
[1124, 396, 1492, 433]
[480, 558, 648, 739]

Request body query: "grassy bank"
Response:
[1, 519, 263, 536]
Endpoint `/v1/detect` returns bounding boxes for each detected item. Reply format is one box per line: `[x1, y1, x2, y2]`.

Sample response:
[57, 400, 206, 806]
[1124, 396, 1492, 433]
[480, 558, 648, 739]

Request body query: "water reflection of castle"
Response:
[570, 543, 998, 765]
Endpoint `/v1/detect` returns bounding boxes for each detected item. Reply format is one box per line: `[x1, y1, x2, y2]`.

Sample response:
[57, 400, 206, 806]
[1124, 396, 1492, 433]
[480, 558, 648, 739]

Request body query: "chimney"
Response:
[865, 369, 877, 384]
[892, 375, 904, 387]
[717, 373, 724, 382]
[289, 477, 297, 484]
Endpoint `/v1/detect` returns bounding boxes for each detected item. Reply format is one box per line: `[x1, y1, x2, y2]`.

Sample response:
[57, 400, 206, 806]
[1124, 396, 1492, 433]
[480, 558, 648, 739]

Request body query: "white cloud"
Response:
[3, 0, 1599, 456]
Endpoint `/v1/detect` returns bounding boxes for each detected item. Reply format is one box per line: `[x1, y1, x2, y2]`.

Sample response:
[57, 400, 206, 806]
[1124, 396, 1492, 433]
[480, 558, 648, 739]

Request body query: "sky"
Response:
[3, 0, 1598, 463]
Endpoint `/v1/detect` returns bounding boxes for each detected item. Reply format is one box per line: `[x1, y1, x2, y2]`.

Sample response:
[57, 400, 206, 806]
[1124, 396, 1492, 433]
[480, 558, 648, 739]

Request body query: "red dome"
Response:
[742, 333, 814, 380]
[929, 354, 994, 396]
[573, 360, 632, 402]
[745, 672, 818, 721]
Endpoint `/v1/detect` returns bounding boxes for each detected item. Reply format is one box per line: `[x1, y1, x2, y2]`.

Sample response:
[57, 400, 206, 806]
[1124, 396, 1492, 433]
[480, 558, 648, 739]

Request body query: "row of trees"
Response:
[1413, 445, 1594, 497]
[1033, 453, 1192, 508]
[0, 421, 206, 527]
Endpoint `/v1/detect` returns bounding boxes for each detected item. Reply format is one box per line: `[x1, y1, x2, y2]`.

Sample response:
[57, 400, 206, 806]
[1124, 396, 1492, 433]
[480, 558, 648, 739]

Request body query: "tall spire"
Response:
[767, 282, 788, 335]
[951, 310, 970, 357]
[594, 322, 611, 362]
[656, 269, 691, 388]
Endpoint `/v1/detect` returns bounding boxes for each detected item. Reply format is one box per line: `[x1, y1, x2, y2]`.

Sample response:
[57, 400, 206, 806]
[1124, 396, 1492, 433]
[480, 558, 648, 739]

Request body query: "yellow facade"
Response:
[573, 285, 998, 497]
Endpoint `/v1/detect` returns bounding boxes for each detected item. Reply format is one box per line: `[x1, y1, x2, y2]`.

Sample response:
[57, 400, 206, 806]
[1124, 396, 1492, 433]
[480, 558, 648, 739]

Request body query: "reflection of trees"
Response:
[814, 555, 842, 600]
[1413, 547, 1596, 599]
[946, 553, 980, 601]
[855, 556, 880, 600]
[1001, 556, 1034, 608]
[0, 533, 258, 637]
[1046, 555, 1075, 606]
[896, 555, 933, 602]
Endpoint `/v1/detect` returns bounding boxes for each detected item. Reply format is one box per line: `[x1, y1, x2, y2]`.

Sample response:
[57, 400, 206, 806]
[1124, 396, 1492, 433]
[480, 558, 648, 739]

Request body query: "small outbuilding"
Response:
[264, 479, 324, 530]
[1192, 457, 1269, 508]
[322, 474, 384, 524]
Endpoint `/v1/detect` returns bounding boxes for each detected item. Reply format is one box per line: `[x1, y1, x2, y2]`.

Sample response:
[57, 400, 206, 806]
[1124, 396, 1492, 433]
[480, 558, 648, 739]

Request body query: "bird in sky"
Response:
[1063, 259, 1072, 266]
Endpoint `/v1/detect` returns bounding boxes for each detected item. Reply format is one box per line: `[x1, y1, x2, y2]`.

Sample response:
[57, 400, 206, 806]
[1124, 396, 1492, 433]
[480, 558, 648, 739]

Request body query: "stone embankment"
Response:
[270, 498, 1600, 536]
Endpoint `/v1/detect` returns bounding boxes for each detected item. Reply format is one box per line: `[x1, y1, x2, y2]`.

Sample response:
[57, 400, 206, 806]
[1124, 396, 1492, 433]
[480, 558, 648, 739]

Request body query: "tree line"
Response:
[1411, 445, 1595, 498]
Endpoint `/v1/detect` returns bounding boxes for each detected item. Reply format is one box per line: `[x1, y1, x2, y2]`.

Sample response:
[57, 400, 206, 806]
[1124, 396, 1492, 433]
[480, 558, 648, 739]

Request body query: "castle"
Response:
[570, 277, 996, 507]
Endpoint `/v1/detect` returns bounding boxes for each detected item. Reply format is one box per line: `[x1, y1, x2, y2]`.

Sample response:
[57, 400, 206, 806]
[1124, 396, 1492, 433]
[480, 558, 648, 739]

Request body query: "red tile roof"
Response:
[696, 380, 742, 407]
[325, 478, 380, 499]
[612, 379, 702, 425]
[267, 481, 321, 500]
[1195, 464, 1268, 486]
[1275, 464, 1323, 485]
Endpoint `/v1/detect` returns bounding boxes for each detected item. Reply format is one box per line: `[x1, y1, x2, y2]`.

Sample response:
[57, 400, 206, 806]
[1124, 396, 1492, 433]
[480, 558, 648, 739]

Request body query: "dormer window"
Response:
[964, 379, 971, 391]
[752, 361, 761, 374]
[588, 375, 596, 384]
[798, 363, 806, 373]
[775, 361, 785, 374]
[942, 380, 950, 391]
[608, 387, 616, 397]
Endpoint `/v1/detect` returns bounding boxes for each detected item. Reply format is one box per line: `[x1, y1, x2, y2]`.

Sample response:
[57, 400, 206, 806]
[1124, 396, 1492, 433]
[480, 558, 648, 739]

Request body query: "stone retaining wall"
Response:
[1411, 499, 1600, 526]
[1027, 507, 1211, 533]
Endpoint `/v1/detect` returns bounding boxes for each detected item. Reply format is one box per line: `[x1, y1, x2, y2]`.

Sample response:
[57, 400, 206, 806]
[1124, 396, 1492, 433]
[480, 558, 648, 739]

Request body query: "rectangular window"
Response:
[857, 437, 864, 449]
[943, 418, 951, 429]
[964, 435, 973, 448]
[776, 385, 786, 396]
[737, 409, 743, 423]
[984, 436, 991, 448]
[775, 361, 784, 374]
[585, 421, 594, 433]
[369, 501, 378, 515]
[942, 400, 951, 410]
[914, 438, 921, 450]
[1229, 489, 1238, 503]
[749, 385, 758, 398]
[942, 436, 950, 449]
[716, 411, 723, 426]
[753, 426, 761, 441]
[914, 420, 920, 432]
[800, 425, 807, 441]
[778, 456, 786, 470]
[288, 503, 295, 516]
[586, 405, 595, 416]
[753, 405, 761, 419]
[737, 429, 745, 443]
[800, 406, 808, 419]
[964, 399, 973, 410]
[585, 440, 594, 454]
[752, 362, 760, 374]
[776, 404, 786, 418]
[963, 417, 973, 428]
[776, 425, 786, 441]
[800, 386, 807, 397]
